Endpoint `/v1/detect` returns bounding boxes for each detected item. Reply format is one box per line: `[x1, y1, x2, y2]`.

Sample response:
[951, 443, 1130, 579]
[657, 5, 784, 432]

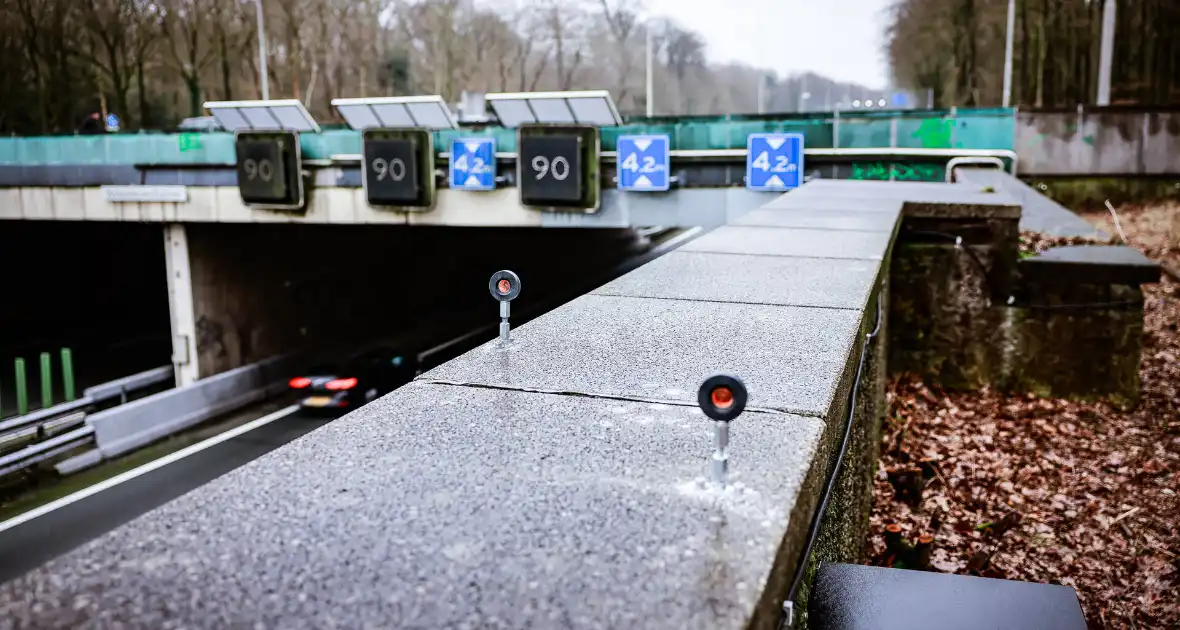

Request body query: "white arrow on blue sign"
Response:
[616, 134, 670, 192]
[746, 133, 804, 191]
[449, 138, 496, 190]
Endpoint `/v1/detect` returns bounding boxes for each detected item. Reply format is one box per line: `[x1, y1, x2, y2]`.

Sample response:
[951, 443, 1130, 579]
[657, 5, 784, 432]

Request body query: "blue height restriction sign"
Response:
[616, 134, 670, 191]
[449, 138, 496, 190]
[746, 133, 804, 191]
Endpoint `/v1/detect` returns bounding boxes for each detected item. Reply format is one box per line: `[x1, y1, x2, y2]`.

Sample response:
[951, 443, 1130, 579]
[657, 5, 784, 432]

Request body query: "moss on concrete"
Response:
[1003, 282, 1144, 406]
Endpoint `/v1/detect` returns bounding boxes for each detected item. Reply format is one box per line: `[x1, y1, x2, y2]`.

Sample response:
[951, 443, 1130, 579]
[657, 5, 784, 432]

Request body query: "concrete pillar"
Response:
[163, 224, 199, 387]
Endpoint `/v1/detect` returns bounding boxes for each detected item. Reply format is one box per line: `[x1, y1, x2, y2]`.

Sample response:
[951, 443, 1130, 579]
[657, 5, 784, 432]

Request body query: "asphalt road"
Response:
[0, 407, 335, 585]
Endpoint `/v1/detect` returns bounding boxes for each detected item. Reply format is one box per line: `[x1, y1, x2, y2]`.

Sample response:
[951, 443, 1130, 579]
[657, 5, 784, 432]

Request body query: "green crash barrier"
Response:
[40, 352, 53, 409]
[15, 358, 28, 416]
[61, 348, 76, 402]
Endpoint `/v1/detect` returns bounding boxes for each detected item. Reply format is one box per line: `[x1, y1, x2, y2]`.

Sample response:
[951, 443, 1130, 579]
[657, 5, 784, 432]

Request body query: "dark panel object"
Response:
[234, 131, 303, 209]
[362, 128, 435, 208]
[517, 125, 599, 211]
[810, 563, 1088, 630]
[1020, 245, 1160, 286]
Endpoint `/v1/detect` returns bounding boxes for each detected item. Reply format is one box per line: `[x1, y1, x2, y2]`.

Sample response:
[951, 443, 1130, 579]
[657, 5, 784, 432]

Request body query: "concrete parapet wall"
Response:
[1017, 108, 1180, 176]
[86, 354, 296, 460]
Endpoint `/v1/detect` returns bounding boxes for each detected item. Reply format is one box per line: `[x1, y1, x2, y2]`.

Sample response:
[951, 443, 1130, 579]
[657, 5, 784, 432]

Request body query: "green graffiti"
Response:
[911, 118, 954, 148]
[178, 133, 203, 152]
[851, 162, 944, 182]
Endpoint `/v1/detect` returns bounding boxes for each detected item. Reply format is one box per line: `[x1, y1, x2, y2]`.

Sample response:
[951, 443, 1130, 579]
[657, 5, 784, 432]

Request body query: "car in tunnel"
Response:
[289, 346, 418, 412]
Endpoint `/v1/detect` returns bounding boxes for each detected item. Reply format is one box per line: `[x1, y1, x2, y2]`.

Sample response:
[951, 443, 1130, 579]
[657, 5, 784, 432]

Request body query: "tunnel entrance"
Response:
[183, 224, 654, 378]
[0, 222, 171, 416]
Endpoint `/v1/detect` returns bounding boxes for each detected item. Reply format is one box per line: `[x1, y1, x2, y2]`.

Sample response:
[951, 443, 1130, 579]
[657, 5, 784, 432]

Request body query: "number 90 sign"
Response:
[235, 131, 301, 209]
[362, 128, 435, 208]
[517, 125, 599, 211]
[531, 155, 571, 181]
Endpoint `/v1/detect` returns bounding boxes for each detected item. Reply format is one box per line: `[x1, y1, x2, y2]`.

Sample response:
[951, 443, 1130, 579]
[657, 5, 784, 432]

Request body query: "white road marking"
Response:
[0, 405, 299, 534]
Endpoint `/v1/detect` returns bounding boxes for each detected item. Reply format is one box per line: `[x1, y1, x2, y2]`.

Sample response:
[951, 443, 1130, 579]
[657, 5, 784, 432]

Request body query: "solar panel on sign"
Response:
[203, 100, 320, 133]
[486, 91, 621, 128]
[331, 96, 457, 131]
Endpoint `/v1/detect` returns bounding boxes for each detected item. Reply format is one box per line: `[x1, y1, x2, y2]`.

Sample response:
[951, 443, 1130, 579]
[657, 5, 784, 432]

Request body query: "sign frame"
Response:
[745, 132, 805, 192]
[516, 124, 601, 213]
[616, 134, 671, 192]
[361, 127, 437, 209]
[234, 130, 305, 211]
[449, 138, 497, 191]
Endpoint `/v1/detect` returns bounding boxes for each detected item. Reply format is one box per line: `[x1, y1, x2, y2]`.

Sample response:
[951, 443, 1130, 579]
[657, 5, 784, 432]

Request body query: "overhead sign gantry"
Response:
[487, 90, 621, 212]
[205, 99, 318, 211]
[332, 95, 457, 209]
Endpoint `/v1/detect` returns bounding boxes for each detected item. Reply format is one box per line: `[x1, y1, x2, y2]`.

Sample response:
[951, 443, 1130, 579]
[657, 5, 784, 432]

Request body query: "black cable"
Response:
[780, 293, 883, 628]
[905, 229, 998, 298]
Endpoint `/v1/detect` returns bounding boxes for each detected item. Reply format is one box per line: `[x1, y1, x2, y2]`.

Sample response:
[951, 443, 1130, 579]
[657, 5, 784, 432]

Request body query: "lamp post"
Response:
[645, 26, 654, 116]
[253, 0, 269, 100]
[1096, 0, 1116, 105]
[1002, 0, 1015, 107]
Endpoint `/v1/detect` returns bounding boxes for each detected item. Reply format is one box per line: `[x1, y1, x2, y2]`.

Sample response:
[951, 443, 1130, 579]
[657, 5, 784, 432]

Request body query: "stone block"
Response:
[1021, 245, 1160, 286]
[592, 251, 881, 310]
[424, 294, 860, 417]
[0, 382, 826, 630]
[733, 207, 901, 233]
[681, 226, 893, 261]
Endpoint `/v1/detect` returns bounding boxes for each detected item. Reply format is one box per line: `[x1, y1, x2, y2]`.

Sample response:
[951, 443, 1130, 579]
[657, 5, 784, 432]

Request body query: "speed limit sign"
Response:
[234, 131, 304, 210]
[362, 128, 436, 208]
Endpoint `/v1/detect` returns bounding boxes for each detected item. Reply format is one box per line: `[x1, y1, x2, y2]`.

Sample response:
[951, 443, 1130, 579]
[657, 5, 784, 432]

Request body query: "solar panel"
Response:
[203, 100, 320, 133]
[486, 90, 622, 128]
[331, 96, 458, 130]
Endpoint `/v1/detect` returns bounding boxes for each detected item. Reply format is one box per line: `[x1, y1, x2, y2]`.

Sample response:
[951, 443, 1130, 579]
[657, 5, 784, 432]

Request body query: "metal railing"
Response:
[0, 365, 172, 479]
[945, 156, 1008, 182]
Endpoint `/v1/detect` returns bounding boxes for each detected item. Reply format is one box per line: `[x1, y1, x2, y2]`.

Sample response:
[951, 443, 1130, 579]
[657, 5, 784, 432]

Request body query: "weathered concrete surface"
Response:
[0, 382, 826, 630]
[734, 207, 900, 232]
[1016, 108, 1180, 176]
[1021, 245, 1160, 286]
[890, 242, 1005, 389]
[592, 251, 881, 310]
[1005, 281, 1146, 405]
[680, 226, 893, 261]
[426, 294, 860, 417]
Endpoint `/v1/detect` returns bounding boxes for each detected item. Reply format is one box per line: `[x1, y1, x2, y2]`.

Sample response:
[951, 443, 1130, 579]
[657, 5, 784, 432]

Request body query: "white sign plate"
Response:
[102, 185, 189, 203]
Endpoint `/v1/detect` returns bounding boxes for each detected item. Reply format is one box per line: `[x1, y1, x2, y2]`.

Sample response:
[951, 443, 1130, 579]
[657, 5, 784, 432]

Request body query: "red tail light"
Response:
[289, 377, 312, 389]
[325, 377, 358, 391]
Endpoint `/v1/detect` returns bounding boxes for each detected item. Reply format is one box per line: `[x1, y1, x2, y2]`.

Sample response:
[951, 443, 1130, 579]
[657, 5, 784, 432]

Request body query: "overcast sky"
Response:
[643, 0, 894, 89]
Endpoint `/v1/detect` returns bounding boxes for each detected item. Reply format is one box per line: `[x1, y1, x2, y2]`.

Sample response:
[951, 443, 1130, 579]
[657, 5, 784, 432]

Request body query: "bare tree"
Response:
[596, 0, 642, 104]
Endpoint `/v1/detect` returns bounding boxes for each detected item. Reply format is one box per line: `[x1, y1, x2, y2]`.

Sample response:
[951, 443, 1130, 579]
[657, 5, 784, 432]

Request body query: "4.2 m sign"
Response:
[746, 133, 804, 191]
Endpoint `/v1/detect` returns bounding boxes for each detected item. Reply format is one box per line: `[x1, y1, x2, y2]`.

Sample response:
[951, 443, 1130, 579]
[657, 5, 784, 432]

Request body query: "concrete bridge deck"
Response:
[0, 180, 1024, 629]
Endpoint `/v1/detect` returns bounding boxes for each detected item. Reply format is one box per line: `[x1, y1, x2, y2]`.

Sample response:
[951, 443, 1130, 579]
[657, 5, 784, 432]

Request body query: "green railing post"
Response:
[61, 348, 76, 401]
[15, 358, 28, 416]
[40, 351, 53, 409]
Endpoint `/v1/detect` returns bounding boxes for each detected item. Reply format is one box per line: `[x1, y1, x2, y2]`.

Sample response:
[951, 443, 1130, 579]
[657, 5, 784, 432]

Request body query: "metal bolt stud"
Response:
[488, 270, 521, 344]
[697, 374, 748, 488]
